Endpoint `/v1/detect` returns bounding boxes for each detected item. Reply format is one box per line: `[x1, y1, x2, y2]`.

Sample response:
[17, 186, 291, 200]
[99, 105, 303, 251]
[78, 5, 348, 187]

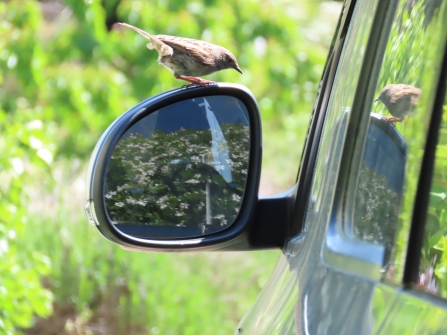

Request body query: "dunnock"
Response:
[374, 84, 422, 122]
[119, 23, 242, 85]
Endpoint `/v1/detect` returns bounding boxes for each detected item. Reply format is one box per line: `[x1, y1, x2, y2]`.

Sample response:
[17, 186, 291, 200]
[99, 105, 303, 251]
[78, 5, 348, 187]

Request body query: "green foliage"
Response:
[366, 0, 447, 297]
[0, 0, 338, 332]
[0, 1, 54, 332]
[422, 104, 447, 296]
[20, 191, 280, 334]
[377, 0, 427, 93]
[367, 0, 447, 285]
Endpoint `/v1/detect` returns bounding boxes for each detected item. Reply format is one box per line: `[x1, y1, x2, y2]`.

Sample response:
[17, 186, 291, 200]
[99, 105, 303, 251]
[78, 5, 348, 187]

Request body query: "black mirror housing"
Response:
[85, 83, 292, 252]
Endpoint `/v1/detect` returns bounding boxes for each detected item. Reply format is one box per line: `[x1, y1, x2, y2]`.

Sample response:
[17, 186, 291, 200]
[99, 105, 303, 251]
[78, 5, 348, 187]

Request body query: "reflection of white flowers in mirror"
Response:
[117, 184, 130, 192]
[126, 197, 137, 204]
[232, 194, 241, 202]
[157, 195, 169, 209]
[185, 179, 200, 184]
[179, 203, 189, 209]
[124, 197, 149, 206]
[213, 214, 228, 226]
[105, 191, 117, 199]
[115, 202, 125, 207]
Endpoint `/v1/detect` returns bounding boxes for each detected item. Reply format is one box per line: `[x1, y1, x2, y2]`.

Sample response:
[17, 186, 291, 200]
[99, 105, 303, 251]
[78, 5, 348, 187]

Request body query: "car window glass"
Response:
[419, 88, 447, 297]
[344, 0, 447, 281]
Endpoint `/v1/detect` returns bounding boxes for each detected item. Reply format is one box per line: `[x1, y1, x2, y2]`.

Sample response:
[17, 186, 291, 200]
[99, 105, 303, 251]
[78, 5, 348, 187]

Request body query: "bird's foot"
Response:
[177, 75, 216, 88]
[382, 116, 402, 123]
[190, 77, 216, 85]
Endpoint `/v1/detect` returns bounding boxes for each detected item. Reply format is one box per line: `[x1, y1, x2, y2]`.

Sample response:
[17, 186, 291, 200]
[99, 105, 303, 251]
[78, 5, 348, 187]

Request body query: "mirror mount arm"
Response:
[249, 185, 298, 249]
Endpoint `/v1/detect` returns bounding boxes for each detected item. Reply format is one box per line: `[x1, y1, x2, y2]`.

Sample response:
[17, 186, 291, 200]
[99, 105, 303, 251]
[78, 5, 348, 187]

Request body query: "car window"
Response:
[344, 0, 447, 281]
[418, 86, 447, 297]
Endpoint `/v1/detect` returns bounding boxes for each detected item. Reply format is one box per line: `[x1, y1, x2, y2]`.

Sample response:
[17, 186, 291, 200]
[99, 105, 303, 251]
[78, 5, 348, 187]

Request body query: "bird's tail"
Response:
[118, 23, 173, 56]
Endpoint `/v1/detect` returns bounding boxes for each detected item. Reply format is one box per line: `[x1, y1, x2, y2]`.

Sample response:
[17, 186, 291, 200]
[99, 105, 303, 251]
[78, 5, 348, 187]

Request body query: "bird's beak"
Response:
[374, 98, 379, 102]
[234, 66, 243, 74]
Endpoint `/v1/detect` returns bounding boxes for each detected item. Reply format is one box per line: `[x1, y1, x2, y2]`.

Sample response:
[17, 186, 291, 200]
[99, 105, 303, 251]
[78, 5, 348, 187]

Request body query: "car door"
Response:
[236, 0, 447, 334]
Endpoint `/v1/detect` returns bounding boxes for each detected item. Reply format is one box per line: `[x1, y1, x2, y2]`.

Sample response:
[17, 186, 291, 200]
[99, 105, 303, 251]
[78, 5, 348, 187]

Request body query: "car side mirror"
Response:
[85, 84, 295, 252]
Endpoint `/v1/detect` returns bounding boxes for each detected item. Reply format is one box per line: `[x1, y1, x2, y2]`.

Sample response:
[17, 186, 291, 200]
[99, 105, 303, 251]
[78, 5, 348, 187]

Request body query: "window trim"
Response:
[290, 0, 355, 238]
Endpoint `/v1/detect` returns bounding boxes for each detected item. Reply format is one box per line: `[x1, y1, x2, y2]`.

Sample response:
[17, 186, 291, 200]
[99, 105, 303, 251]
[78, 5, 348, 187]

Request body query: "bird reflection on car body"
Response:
[374, 83, 422, 122]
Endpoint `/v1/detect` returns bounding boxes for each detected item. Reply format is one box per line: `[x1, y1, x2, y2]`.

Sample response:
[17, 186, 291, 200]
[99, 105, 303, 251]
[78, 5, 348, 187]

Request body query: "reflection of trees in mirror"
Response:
[353, 162, 401, 264]
[105, 125, 249, 232]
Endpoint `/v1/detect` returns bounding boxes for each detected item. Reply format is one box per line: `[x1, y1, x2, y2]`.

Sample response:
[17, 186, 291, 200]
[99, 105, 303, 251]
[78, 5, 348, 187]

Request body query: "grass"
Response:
[261, 110, 312, 195]
[20, 159, 281, 334]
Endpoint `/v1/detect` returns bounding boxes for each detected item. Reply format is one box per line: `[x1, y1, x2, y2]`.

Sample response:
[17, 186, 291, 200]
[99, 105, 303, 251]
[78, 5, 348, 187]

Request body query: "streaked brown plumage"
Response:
[119, 23, 242, 85]
[374, 84, 422, 122]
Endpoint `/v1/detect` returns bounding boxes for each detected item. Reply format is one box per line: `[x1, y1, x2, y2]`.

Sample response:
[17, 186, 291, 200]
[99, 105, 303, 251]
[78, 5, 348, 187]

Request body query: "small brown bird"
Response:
[119, 23, 243, 85]
[374, 83, 422, 122]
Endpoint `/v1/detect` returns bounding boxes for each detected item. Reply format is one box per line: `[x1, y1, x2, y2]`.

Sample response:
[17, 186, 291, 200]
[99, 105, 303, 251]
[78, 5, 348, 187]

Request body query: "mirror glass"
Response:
[104, 96, 250, 239]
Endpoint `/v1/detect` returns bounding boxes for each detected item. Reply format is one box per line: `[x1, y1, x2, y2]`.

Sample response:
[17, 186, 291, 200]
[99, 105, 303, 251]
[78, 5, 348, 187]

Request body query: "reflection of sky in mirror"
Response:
[121, 96, 249, 139]
[120, 96, 250, 184]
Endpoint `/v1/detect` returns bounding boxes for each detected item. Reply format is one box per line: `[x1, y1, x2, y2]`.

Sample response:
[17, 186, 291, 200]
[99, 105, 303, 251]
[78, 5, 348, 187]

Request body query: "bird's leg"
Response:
[382, 116, 402, 123]
[175, 74, 216, 86]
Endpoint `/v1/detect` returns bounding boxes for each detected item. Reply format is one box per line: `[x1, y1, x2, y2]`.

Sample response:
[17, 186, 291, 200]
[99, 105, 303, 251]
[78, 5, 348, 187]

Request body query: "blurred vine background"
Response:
[0, 0, 340, 334]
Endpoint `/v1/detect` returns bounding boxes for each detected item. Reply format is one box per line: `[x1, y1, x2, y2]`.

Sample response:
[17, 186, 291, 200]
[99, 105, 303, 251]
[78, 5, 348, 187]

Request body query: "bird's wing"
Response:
[157, 35, 215, 66]
[119, 23, 173, 56]
[390, 86, 421, 104]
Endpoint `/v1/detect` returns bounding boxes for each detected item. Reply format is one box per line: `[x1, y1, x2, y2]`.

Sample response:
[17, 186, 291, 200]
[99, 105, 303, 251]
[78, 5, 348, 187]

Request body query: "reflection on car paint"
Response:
[238, 0, 447, 333]
[236, 0, 381, 333]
